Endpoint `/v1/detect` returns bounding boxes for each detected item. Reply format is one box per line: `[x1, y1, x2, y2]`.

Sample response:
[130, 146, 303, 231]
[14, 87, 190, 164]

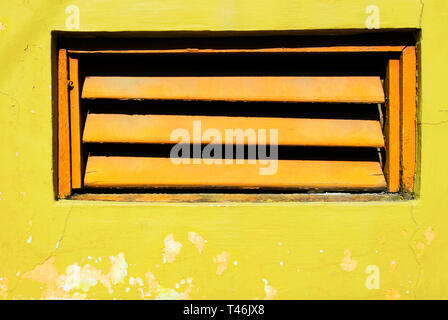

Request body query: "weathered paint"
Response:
[82, 113, 385, 147]
[82, 76, 386, 103]
[83, 157, 387, 190]
[0, 0, 447, 300]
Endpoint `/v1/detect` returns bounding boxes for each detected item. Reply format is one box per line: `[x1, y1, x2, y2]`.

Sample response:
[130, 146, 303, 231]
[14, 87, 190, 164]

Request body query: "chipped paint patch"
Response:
[0, 22, 7, 31]
[214, 251, 230, 275]
[162, 234, 183, 263]
[416, 241, 425, 258]
[61, 263, 105, 292]
[139, 271, 192, 300]
[155, 287, 185, 300]
[108, 253, 128, 285]
[25, 220, 33, 244]
[389, 260, 397, 272]
[385, 289, 401, 300]
[424, 227, 435, 245]
[22, 253, 129, 298]
[23, 256, 59, 284]
[0, 276, 8, 299]
[188, 231, 205, 254]
[262, 278, 277, 300]
[144, 271, 159, 298]
[340, 249, 357, 272]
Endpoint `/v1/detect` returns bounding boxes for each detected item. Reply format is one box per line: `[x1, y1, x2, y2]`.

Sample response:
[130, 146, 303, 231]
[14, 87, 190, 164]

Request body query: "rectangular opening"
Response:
[53, 31, 418, 202]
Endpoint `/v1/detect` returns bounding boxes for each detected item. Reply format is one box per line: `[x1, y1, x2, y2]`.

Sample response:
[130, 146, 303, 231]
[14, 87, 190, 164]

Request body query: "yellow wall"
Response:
[0, 0, 447, 300]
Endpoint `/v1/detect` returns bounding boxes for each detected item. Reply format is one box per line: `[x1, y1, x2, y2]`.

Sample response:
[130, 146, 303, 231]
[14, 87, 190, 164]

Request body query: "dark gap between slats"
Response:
[83, 144, 381, 162]
[83, 100, 381, 121]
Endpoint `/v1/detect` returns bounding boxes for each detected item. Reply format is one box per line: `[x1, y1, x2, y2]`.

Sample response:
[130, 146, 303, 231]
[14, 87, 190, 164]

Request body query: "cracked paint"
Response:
[162, 234, 183, 263]
[213, 251, 230, 275]
[340, 249, 357, 272]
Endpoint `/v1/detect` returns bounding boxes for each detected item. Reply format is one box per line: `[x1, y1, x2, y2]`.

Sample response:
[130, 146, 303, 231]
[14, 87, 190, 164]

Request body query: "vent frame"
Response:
[55, 37, 417, 202]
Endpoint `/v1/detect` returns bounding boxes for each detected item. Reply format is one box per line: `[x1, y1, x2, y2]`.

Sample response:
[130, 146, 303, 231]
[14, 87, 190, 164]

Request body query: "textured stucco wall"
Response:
[1, 0, 447, 299]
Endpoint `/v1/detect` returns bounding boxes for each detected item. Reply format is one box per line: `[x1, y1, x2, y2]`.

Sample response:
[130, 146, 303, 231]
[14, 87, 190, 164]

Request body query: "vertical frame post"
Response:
[400, 46, 417, 193]
[69, 56, 82, 189]
[58, 49, 71, 198]
[385, 59, 401, 192]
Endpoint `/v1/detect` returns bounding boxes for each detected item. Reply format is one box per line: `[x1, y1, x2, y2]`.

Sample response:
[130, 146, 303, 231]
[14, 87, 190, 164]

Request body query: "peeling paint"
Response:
[108, 253, 128, 285]
[385, 289, 401, 300]
[262, 278, 277, 300]
[340, 249, 357, 272]
[424, 227, 435, 245]
[162, 234, 183, 263]
[389, 260, 397, 272]
[214, 251, 230, 275]
[0, 276, 8, 299]
[22, 253, 128, 298]
[0, 0, 441, 301]
[188, 231, 205, 254]
[416, 241, 425, 258]
[139, 271, 192, 300]
[23, 256, 59, 284]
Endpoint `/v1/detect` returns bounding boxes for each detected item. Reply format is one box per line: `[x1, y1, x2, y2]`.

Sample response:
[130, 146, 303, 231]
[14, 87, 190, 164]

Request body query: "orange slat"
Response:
[384, 59, 401, 192]
[82, 76, 385, 103]
[400, 47, 417, 193]
[83, 114, 385, 147]
[69, 56, 83, 189]
[58, 49, 71, 198]
[84, 156, 387, 191]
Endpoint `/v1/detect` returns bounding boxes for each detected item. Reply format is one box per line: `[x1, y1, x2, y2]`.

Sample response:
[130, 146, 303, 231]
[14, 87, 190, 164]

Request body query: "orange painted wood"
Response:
[69, 56, 82, 189]
[68, 46, 405, 55]
[82, 76, 385, 103]
[83, 114, 385, 147]
[84, 156, 387, 191]
[384, 59, 401, 192]
[400, 46, 417, 193]
[71, 193, 403, 203]
[58, 49, 71, 198]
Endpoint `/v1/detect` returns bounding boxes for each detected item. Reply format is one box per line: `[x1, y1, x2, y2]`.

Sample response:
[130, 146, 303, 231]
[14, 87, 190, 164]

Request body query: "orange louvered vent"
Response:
[56, 35, 416, 201]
